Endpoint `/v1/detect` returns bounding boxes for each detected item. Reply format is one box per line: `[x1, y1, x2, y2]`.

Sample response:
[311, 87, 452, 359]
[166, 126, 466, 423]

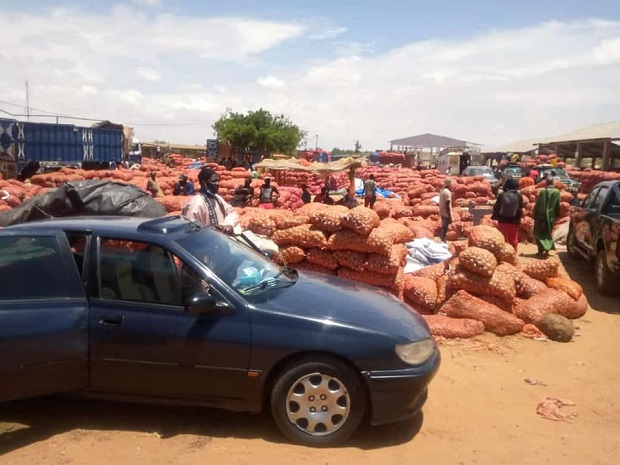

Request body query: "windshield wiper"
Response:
[241, 267, 298, 295]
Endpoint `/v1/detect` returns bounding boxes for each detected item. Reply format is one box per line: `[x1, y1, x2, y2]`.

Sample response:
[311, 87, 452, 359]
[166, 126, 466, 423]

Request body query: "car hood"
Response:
[252, 272, 431, 343]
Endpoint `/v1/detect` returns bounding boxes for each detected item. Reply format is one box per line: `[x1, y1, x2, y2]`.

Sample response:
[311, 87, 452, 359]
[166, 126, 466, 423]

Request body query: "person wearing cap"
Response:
[182, 167, 239, 231]
[146, 171, 164, 197]
[173, 174, 195, 196]
[258, 177, 280, 209]
[439, 177, 453, 242]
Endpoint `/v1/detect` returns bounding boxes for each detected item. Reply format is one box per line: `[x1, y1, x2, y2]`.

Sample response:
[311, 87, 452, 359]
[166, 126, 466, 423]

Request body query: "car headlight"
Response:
[395, 339, 436, 365]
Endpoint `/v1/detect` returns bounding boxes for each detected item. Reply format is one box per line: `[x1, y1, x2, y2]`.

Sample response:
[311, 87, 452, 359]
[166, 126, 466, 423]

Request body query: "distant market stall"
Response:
[254, 157, 366, 194]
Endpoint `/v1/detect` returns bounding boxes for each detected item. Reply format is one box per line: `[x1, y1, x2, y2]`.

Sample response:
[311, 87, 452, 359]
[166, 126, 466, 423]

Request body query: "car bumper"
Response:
[362, 349, 441, 425]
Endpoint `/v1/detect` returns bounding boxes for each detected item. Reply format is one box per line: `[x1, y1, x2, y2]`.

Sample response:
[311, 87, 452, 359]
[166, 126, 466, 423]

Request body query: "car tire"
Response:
[270, 358, 366, 447]
[566, 227, 580, 259]
[596, 249, 615, 295]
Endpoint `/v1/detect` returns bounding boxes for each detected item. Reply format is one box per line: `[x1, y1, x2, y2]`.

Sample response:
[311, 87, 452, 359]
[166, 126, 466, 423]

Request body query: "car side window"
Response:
[98, 238, 212, 308]
[604, 188, 620, 215]
[583, 188, 599, 209]
[0, 236, 71, 300]
[591, 187, 609, 212]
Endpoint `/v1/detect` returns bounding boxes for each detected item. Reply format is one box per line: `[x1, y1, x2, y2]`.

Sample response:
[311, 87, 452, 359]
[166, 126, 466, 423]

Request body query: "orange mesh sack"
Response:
[448, 266, 516, 303]
[366, 244, 408, 274]
[438, 290, 524, 336]
[404, 275, 438, 312]
[338, 267, 403, 291]
[523, 258, 559, 281]
[309, 205, 349, 233]
[546, 277, 583, 301]
[459, 246, 498, 277]
[333, 250, 367, 272]
[422, 315, 485, 339]
[449, 240, 469, 257]
[512, 288, 585, 323]
[329, 228, 397, 256]
[341, 206, 381, 235]
[411, 261, 447, 281]
[328, 230, 385, 254]
[277, 246, 305, 265]
[480, 294, 515, 313]
[294, 260, 337, 276]
[271, 224, 328, 248]
[306, 248, 338, 270]
[379, 223, 416, 244]
[497, 242, 517, 264]
[436, 275, 449, 307]
[297, 202, 328, 216]
[496, 263, 546, 298]
[373, 202, 391, 219]
[468, 225, 506, 259]
[276, 215, 310, 230]
[246, 215, 277, 236]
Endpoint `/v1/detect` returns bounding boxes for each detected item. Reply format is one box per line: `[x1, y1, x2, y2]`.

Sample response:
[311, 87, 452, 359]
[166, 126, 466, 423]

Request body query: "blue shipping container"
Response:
[0, 118, 123, 177]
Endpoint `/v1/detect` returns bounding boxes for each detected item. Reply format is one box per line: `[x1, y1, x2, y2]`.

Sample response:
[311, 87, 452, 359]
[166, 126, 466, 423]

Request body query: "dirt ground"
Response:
[1, 244, 619, 465]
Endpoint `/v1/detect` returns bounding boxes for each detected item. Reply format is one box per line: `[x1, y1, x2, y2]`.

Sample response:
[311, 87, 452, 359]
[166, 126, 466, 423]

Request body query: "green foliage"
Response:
[213, 108, 306, 156]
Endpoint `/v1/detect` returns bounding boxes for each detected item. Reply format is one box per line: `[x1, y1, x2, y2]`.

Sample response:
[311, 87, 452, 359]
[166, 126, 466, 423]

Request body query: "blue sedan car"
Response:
[0, 215, 440, 446]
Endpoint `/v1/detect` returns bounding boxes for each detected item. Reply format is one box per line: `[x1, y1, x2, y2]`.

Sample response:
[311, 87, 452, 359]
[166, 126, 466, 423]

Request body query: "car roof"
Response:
[2, 215, 201, 239]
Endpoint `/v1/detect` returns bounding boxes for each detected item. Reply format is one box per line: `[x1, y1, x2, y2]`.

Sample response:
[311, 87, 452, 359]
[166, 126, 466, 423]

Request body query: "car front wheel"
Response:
[270, 358, 366, 447]
[596, 250, 615, 295]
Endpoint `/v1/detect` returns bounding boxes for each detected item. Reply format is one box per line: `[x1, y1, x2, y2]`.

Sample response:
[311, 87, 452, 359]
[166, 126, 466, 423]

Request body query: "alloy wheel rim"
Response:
[285, 372, 350, 437]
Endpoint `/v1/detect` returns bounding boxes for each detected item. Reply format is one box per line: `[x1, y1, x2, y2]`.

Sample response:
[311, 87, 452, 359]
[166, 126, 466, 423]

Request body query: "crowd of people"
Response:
[151, 159, 561, 261]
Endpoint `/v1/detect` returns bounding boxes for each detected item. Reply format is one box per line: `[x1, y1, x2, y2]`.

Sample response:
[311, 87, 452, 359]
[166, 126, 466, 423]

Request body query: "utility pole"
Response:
[25, 80, 31, 121]
[315, 134, 319, 150]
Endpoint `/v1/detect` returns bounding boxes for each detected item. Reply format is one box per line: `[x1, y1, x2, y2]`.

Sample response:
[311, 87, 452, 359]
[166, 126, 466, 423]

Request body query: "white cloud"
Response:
[258, 76, 286, 89]
[307, 27, 347, 40]
[0, 9, 618, 151]
[136, 67, 161, 82]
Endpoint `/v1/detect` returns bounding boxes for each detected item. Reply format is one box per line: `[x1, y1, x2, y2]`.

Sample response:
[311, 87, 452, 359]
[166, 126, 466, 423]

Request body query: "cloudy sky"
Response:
[0, 0, 619, 151]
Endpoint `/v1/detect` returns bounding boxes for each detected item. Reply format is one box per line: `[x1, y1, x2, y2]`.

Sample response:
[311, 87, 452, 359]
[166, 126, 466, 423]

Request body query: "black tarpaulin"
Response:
[0, 180, 166, 227]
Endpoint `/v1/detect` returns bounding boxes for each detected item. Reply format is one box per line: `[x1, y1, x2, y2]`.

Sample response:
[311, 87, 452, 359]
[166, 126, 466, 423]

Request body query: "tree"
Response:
[213, 108, 306, 156]
[354, 140, 362, 153]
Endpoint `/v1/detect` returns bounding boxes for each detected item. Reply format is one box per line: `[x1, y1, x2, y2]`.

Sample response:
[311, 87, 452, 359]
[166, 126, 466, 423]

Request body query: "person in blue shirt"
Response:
[173, 174, 195, 196]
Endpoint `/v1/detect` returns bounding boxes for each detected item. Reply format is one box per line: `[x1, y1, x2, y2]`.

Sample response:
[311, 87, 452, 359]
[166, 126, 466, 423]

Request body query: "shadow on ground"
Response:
[0, 396, 423, 454]
[557, 251, 619, 315]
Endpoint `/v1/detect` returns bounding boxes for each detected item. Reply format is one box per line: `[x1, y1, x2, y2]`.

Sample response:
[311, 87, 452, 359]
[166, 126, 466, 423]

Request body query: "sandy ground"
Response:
[1, 244, 619, 465]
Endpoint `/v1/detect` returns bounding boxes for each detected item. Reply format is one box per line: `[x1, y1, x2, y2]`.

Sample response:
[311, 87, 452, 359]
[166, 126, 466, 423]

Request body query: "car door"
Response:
[86, 237, 252, 402]
[573, 187, 599, 252]
[584, 186, 610, 253]
[0, 231, 89, 402]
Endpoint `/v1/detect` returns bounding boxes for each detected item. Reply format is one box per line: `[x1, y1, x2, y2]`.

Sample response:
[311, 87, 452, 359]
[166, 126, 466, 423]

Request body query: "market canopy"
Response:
[254, 157, 365, 176]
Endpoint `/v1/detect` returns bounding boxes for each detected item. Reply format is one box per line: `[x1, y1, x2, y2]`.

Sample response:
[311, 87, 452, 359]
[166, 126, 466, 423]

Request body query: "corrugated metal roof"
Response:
[389, 133, 480, 147]
[488, 137, 547, 153]
[537, 121, 620, 144]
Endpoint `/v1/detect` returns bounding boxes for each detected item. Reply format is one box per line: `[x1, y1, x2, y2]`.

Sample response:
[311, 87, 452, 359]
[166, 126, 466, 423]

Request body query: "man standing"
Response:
[439, 178, 453, 242]
[231, 177, 254, 207]
[362, 174, 377, 209]
[258, 178, 280, 209]
[533, 174, 560, 257]
[182, 168, 240, 231]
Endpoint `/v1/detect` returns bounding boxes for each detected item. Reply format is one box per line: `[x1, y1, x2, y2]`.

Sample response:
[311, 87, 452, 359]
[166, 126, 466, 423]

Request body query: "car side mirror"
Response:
[186, 292, 233, 316]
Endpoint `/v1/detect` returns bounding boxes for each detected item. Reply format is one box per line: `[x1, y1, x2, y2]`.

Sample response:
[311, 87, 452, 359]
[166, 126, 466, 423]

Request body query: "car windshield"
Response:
[176, 229, 296, 296]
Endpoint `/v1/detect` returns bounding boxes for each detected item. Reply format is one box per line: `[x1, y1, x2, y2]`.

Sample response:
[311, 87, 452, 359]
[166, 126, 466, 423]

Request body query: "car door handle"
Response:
[98, 316, 124, 327]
